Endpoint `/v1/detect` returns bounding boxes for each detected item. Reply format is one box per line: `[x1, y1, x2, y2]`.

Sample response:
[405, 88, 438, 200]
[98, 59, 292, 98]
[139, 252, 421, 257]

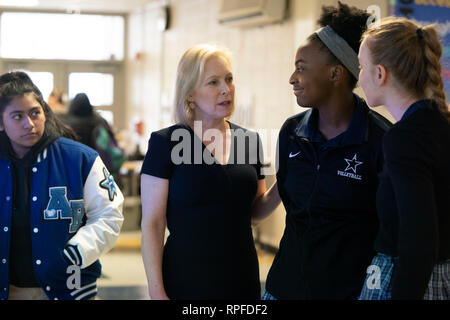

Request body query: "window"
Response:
[97, 110, 114, 126]
[68, 72, 114, 106]
[24, 71, 54, 101]
[0, 12, 124, 60]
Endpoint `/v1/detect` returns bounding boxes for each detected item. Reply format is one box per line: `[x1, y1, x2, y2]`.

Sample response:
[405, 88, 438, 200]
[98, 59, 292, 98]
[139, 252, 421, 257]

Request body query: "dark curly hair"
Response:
[308, 1, 369, 89]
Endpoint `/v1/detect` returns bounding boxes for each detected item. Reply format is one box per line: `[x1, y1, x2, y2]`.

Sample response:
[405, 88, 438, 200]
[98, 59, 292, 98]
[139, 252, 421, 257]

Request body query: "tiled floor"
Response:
[96, 231, 275, 300]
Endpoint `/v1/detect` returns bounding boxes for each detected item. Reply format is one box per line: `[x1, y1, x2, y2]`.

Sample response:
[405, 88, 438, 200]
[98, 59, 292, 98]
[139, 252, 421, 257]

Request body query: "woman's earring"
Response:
[189, 102, 196, 110]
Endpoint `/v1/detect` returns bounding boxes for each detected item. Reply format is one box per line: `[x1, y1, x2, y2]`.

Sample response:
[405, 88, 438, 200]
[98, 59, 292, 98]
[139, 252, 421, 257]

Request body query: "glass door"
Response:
[66, 62, 122, 128]
[1, 61, 62, 102]
[1, 60, 124, 129]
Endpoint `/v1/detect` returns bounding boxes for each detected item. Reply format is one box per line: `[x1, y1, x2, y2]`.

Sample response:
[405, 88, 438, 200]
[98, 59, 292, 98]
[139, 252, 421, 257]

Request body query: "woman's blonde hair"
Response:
[362, 17, 449, 121]
[174, 43, 234, 125]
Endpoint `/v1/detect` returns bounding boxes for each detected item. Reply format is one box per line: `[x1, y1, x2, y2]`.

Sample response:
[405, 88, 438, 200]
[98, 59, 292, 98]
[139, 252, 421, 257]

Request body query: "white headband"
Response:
[315, 25, 360, 79]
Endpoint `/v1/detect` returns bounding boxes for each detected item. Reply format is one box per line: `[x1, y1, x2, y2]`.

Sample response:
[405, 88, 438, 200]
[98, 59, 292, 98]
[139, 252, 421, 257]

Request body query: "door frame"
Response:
[1, 58, 125, 130]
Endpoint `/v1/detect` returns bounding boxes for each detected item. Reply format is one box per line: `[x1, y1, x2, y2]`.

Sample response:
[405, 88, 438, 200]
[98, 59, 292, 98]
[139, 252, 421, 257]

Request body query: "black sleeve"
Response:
[385, 128, 438, 300]
[275, 120, 290, 204]
[255, 132, 265, 180]
[241, 129, 265, 180]
[141, 131, 174, 179]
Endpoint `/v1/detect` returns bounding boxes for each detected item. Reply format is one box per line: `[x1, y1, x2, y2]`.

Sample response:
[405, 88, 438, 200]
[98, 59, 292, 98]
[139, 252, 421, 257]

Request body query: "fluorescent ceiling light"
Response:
[0, 0, 40, 7]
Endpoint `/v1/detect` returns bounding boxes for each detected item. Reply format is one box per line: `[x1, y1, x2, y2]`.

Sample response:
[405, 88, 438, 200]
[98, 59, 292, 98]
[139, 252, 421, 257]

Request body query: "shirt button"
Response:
[46, 286, 51, 291]
[54, 297, 58, 300]
[32, 196, 37, 202]
[3, 227, 8, 232]
[5, 196, 10, 202]
[2, 259, 6, 264]
[36, 260, 41, 265]
[33, 228, 39, 233]
[32, 167, 38, 173]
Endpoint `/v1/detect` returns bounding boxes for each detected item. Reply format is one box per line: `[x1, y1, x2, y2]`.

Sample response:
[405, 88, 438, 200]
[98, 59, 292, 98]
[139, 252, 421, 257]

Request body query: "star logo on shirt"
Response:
[344, 154, 363, 174]
[99, 167, 117, 201]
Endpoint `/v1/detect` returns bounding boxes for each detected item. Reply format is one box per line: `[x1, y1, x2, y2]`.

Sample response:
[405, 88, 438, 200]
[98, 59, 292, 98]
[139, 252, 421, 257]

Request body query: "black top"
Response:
[65, 112, 109, 151]
[266, 95, 392, 299]
[141, 121, 264, 300]
[374, 100, 450, 300]
[65, 108, 121, 178]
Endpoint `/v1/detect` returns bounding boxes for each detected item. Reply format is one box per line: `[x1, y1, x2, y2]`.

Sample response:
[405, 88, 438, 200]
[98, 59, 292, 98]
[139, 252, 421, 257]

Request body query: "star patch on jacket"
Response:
[99, 167, 117, 201]
[337, 153, 363, 181]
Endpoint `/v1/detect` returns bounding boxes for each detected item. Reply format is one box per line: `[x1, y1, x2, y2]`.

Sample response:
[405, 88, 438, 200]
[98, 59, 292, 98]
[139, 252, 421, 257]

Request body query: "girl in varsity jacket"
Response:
[0, 71, 124, 300]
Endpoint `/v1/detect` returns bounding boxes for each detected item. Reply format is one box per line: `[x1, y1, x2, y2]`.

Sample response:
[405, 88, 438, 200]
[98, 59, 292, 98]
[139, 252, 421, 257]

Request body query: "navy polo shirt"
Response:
[266, 94, 392, 300]
[295, 95, 369, 151]
[401, 99, 431, 121]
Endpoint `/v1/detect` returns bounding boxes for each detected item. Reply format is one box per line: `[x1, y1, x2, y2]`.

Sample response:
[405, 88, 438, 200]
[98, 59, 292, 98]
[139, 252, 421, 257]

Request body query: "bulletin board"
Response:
[391, 0, 450, 103]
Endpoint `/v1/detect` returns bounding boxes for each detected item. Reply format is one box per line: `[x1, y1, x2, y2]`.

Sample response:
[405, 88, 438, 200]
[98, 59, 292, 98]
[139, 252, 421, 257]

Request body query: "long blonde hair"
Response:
[362, 17, 449, 121]
[174, 44, 234, 125]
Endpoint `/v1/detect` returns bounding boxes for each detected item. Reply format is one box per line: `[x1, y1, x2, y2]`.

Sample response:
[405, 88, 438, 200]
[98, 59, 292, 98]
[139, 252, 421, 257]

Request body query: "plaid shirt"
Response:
[360, 253, 450, 300]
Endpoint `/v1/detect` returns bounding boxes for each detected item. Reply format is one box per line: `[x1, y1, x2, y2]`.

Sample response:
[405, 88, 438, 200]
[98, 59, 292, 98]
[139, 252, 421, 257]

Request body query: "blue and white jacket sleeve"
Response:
[67, 156, 124, 269]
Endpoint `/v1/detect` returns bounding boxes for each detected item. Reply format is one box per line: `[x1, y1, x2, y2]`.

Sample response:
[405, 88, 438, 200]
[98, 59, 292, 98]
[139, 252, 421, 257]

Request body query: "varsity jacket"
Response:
[0, 137, 124, 300]
[265, 95, 392, 299]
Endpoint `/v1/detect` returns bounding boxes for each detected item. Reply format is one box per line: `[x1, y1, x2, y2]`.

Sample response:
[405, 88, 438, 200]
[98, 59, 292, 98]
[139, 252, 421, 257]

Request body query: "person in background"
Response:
[65, 93, 124, 187]
[263, 2, 392, 300]
[0, 71, 124, 300]
[140, 43, 276, 300]
[358, 17, 450, 300]
[47, 88, 67, 120]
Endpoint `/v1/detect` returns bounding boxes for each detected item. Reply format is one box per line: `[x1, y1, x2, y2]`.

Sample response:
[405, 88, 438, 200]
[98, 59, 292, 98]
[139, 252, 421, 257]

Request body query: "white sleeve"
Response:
[68, 156, 124, 268]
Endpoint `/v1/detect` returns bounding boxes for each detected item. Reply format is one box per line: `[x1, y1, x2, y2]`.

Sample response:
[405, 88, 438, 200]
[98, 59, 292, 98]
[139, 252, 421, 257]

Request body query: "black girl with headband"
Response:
[261, 2, 393, 300]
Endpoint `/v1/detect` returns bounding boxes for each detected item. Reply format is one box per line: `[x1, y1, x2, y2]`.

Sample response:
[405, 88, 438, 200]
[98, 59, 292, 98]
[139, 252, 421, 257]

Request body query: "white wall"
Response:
[126, 0, 301, 152]
[126, 0, 391, 248]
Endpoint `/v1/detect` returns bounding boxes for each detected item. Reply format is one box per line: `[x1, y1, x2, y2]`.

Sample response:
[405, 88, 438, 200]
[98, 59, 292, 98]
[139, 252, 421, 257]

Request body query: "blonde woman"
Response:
[47, 88, 66, 116]
[140, 44, 274, 300]
[358, 17, 450, 300]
